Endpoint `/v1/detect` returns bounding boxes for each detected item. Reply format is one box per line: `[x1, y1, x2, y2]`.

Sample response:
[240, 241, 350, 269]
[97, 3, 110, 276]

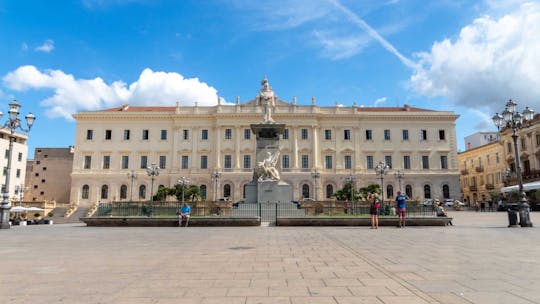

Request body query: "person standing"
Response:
[179, 201, 191, 227]
[395, 191, 408, 228]
[369, 193, 380, 229]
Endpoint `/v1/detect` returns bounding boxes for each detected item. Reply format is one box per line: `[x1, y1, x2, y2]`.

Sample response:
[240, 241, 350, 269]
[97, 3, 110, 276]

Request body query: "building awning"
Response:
[501, 180, 540, 193]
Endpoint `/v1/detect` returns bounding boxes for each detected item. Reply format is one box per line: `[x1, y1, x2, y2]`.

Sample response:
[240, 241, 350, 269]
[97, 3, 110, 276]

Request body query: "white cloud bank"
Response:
[410, 2, 540, 111]
[2, 66, 220, 120]
[35, 39, 54, 53]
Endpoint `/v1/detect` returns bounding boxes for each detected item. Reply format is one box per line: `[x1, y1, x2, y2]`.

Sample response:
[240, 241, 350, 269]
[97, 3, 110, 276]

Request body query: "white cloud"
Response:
[313, 30, 370, 60]
[35, 39, 54, 53]
[2, 66, 221, 120]
[374, 97, 387, 106]
[410, 2, 540, 112]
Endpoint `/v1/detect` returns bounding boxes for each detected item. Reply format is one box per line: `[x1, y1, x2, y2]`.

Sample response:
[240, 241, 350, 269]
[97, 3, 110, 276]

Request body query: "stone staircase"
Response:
[48, 205, 91, 224]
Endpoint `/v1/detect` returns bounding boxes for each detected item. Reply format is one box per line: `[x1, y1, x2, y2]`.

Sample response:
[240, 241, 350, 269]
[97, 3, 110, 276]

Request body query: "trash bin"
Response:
[508, 208, 518, 227]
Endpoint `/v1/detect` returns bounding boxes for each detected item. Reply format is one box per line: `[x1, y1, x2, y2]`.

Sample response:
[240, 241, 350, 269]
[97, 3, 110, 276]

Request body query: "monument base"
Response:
[257, 180, 291, 204]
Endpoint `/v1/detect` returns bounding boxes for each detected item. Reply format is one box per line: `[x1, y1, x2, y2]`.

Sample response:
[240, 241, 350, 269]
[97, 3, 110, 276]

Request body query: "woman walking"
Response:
[369, 193, 380, 229]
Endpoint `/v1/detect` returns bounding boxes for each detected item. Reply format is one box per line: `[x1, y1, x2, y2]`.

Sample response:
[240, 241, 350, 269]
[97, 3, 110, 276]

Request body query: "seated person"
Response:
[437, 203, 453, 226]
[179, 201, 191, 227]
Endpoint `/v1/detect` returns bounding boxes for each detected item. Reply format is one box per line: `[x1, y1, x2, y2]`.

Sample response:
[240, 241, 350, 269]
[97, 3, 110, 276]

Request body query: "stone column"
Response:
[313, 126, 320, 168]
[235, 127, 241, 169]
[191, 127, 198, 172]
[293, 127, 299, 169]
[215, 125, 221, 168]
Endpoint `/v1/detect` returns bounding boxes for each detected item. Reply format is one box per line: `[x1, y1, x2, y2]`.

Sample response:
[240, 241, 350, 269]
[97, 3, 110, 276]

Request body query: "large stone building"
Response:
[0, 129, 28, 200]
[464, 132, 499, 150]
[70, 79, 460, 206]
[25, 147, 74, 203]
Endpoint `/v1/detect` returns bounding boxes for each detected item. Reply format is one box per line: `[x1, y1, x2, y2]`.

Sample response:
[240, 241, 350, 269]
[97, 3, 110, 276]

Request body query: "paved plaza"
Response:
[2, 211, 540, 304]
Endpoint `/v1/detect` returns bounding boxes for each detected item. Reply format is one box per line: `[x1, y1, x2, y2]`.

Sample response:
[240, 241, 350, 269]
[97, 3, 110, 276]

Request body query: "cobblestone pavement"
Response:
[2, 211, 540, 304]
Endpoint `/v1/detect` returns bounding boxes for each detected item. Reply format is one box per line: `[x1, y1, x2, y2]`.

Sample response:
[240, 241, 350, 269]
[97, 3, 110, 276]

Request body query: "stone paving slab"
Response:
[2, 211, 540, 303]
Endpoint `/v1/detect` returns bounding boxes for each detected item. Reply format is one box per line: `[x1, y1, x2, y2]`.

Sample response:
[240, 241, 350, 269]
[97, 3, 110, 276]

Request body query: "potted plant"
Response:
[45, 211, 54, 224]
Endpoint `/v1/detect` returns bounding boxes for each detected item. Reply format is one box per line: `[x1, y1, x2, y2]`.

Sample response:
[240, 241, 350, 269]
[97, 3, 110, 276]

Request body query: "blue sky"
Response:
[1, 0, 539, 158]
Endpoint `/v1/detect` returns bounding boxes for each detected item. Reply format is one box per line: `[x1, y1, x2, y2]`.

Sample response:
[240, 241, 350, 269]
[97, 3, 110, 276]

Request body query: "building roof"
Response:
[356, 105, 434, 112]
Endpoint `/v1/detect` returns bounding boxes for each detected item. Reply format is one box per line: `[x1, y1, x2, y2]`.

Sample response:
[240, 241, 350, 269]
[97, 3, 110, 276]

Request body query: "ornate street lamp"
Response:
[394, 170, 404, 192]
[211, 170, 221, 201]
[374, 161, 390, 203]
[177, 176, 190, 204]
[146, 163, 160, 216]
[493, 99, 535, 227]
[127, 170, 137, 202]
[0, 100, 35, 229]
[311, 169, 320, 201]
[344, 174, 357, 202]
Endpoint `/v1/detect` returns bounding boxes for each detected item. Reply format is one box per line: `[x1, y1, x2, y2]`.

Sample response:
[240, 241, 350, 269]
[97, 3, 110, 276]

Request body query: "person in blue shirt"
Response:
[395, 191, 408, 228]
[179, 201, 191, 227]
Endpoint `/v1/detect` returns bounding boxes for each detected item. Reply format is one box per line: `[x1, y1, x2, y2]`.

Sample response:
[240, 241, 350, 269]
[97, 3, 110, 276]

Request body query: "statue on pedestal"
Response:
[256, 151, 280, 181]
[257, 76, 277, 124]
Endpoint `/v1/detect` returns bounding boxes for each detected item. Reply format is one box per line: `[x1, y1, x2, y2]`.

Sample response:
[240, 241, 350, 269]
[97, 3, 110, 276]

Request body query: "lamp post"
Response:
[211, 170, 221, 201]
[375, 161, 389, 203]
[0, 100, 35, 229]
[344, 174, 357, 202]
[493, 99, 535, 227]
[394, 170, 404, 192]
[146, 163, 160, 216]
[311, 169, 320, 201]
[177, 176, 190, 204]
[127, 170, 137, 202]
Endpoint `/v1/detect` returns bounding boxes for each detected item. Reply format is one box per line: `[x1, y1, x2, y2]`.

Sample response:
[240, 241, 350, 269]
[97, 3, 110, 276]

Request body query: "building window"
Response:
[200, 155, 208, 169]
[496, 152, 500, 163]
[18, 152, 22, 162]
[302, 184, 310, 198]
[366, 156, 374, 169]
[282, 155, 290, 169]
[120, 185, 127, 200]
[223, 184, 231, 198]
[387, 185, 394, 199]
[160, 130, 167, 140]
[41, 179, 45, 183]
[403, 155, 411, 169]
[420, 129, 427, 141]
[283, 129, 289, 139]
[537, 134, 540, 146]
[441, 155, 448, 169]
[402, 130, 409, 141]
[139, 185, 146, 199]
[123, 130, 130, 140]
[225, 128, 232, 140]
[442, 184, 450, 199]
[121, 156, 129, 169]
[16, 169, 21, 178]
[405, 185, 413, 198]
[439, 130, 446, 140]
[325, 129, 332, 140]
[384, 129, 391, 140]
[200, 185, 207, 200]
[344, 155, 352, 169]
[86, 130, 93, 140]
[344, 129, 351, 140]
[159, 156, 166, 169]
[181, 156, 188, 169]
[424, 184, 431, 199]
[201, 129, 208, 140]
[180, 129, 188, 140]
[142, 129, 149, 140]
[365, 130, 372, 140]
[224, 155, 232, 169]
[301, 155, 309, 169]
[101, 185, 108, 199]
[103, 155, 110, 169]
[82, 185, 89, 199]
[84, 156, 91, 169]
[385, 156, 392, 169]
[140, 156, 148, 169]
[422, 156, 429, 169]
[325, 155, 333, 169]
[521, 138, 526, 150]
[507, 142, 512, 153]
[243, 155, 251, 169]
[244, 129, 251, 140]
[326, 184, 334, 199]
[105, 130, 112, 140]
[301, 128, 308, 140]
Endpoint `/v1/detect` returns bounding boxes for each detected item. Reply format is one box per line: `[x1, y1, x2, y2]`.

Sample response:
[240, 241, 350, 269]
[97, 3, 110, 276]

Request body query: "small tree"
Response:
[359, 183, 381, 199]
[333, 181, 360, 201]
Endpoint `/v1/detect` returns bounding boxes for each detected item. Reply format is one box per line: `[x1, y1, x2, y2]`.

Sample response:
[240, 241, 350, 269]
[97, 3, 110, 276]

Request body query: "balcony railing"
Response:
[485, 183, 494, 190]
[469, 185, 477, 191]
[475, 166, 484, 173]
[461, 169, 469, 175]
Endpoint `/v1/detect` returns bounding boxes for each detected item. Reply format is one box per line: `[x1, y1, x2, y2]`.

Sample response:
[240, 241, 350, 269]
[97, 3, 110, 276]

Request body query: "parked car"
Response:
[420, 199, 436, 207]
[444, 199, 465, 207]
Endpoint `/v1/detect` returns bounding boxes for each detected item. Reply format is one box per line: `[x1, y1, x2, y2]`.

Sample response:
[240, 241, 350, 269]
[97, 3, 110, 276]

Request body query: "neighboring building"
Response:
[464, 132, 499, 150]
[0, 129, 28, 200]
[70, 79, 461, 206]
[25, 147, 74, 203]
[458, 141, 506, 204]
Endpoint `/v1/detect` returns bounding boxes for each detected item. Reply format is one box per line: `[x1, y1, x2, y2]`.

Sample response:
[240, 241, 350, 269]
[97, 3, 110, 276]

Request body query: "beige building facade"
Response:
[70, 81, 461, 206]
[0, 129, 28, 201]
[25, 147, 74, 203]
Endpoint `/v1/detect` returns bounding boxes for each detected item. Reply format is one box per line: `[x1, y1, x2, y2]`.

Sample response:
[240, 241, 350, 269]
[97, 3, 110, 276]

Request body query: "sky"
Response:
[1, 0, 539, 158]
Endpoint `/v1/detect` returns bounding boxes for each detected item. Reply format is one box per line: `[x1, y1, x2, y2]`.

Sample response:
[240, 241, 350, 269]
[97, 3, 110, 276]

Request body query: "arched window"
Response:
[405, 184, 413, 198]
[139, 185, 146, 199]
[326, 184, 334, 199]
[82, 185, 89, 199]
[200, 185, 207, 200]
[120, 185, 127, 200]
[424, 184, 431, 199]
[386, 185, 394, 199]
[101, 185, 109, 199]
[442, 184, 450, 199]
[302, 184, 310, 199]
[223, 184, 231, 198]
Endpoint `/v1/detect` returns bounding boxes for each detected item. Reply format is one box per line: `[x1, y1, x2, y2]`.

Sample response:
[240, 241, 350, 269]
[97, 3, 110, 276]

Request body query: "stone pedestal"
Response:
[257, 180, 291, 204]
